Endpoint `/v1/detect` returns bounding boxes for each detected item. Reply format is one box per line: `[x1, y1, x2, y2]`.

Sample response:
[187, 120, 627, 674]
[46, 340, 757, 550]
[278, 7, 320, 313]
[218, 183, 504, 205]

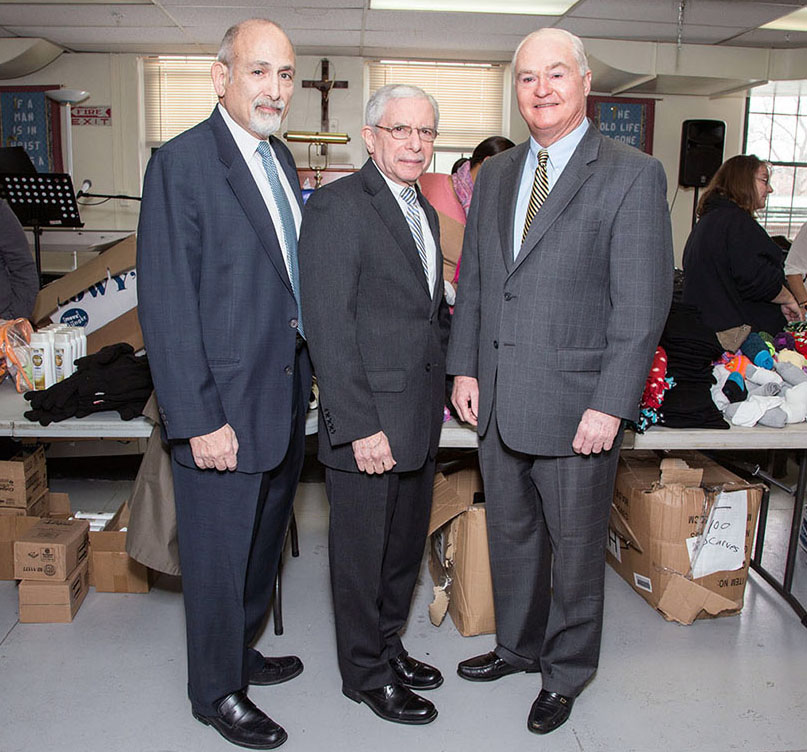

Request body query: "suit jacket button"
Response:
[289, 318, 298, 329]
[504, 292, 512, 301]
[425, 363, 431, 372]
[285, 366, 293, 375]
[493, 340, 499, 349]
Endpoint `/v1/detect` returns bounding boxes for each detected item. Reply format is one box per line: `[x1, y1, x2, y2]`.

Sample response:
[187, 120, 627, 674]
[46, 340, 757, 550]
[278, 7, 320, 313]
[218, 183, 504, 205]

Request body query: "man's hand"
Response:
[189, 423, 239, 471]
[572, 409, 621, 455]
[781, 301, 804, 323]
[352, 431, 396, 474]
[451, 375, 479, 426]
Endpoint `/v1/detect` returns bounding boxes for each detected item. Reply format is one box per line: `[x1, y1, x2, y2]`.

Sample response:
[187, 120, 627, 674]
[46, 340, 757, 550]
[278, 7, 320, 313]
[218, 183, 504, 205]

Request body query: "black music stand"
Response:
[0, 172, 83, 285]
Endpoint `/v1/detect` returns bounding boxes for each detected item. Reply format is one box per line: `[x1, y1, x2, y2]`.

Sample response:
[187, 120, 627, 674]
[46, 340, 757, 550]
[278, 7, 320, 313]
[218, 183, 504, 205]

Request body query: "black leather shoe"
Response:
[342, 683, 438, 725]
[527, 690, 574, 735]
[249, 655, 304, 686]
[192, 690, 287, 749]
[457, 651, 540, 682]
[390, 651, 443, 690]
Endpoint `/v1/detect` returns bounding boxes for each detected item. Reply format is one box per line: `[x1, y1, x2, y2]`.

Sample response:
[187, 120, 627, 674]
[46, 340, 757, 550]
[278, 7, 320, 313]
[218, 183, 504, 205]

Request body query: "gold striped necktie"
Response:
[521, 149, 549, 245]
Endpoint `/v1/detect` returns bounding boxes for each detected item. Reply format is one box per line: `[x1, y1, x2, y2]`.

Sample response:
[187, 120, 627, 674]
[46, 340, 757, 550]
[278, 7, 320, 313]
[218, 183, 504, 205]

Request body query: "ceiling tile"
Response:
[0, 4, 173, 28]
[169, 7, 363, 31]
[558, 17, 748, 45]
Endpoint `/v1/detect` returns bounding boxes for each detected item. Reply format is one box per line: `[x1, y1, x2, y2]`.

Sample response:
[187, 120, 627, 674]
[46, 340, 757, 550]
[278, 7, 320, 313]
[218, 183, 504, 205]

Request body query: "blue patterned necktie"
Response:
[400, 185, 430, 286]
[257, 140, 304, 338]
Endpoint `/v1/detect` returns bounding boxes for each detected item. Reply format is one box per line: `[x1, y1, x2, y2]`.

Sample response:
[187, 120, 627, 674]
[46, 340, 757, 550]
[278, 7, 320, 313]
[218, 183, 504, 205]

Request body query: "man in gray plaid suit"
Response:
[447, 28, 673, 735]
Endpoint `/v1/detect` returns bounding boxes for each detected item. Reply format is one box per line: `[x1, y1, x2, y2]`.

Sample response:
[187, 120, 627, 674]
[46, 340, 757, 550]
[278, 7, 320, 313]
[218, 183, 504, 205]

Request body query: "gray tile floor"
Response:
[2, 466, 807, 752]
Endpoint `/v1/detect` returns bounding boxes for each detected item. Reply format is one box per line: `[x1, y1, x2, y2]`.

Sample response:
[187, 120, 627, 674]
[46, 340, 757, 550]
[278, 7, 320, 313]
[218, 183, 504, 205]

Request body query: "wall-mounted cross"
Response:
[302, 58, 349, 133]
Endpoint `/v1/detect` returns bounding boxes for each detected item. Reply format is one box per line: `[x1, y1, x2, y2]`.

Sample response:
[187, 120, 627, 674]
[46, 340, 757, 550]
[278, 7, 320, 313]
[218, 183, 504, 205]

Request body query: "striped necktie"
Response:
[257, 140, 304, 338]
[521, 149, 550, 246]
[400, 185, 430, 284]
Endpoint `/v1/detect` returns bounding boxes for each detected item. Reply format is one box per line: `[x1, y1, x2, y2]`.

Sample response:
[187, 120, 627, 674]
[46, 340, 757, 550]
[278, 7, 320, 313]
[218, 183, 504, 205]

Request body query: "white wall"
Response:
[1, 47, 749, 260]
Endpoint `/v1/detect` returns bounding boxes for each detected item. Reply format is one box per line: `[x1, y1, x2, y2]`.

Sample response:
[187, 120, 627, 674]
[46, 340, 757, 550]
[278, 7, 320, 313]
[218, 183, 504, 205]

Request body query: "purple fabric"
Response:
[451, 160, 474, 217]
[774, 331, 796, 351]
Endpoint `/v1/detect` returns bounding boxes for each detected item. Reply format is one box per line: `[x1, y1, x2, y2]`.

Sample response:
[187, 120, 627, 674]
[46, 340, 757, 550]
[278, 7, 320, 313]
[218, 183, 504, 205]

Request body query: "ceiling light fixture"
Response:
[370, 0, 574, 15]
[760, 7, 807, 32]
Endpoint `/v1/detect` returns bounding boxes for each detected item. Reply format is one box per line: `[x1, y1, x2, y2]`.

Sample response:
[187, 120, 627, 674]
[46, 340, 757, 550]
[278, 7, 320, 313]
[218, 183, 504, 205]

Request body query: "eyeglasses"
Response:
[375, 124, 439, 142]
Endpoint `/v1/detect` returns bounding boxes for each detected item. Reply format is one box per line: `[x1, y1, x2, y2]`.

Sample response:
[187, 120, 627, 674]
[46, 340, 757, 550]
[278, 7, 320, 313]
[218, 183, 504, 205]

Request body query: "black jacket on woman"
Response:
[681, 195, 786, 335]
[0, 199, 38, 321]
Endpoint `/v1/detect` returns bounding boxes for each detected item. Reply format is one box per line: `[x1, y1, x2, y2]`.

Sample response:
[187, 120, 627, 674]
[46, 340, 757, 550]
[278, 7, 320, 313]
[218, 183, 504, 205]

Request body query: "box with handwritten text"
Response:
[607, 451, 762, 625]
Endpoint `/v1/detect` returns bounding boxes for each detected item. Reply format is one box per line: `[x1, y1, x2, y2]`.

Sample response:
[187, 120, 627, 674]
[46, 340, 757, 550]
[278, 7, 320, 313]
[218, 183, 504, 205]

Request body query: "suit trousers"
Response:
[172, 353, 307, 716]
[478, 408, 622, 697]
[326, 460, 435, 690]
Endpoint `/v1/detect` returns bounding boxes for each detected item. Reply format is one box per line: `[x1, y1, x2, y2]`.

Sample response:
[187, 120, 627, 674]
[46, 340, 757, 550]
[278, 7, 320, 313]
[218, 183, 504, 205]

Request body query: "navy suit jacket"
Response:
[137, 107, 312, 473]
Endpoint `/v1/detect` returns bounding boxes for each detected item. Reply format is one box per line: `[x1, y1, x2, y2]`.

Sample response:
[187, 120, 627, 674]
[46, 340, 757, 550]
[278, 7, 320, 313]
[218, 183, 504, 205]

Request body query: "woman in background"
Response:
[681, 154, 802, 336]
[420, 136, 514, 296]
[0, 198, 38, 321]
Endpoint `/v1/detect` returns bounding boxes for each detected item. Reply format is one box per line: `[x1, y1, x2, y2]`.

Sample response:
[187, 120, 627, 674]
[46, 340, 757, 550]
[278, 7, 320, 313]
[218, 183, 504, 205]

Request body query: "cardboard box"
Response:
[14, 517, 89, 581]
[32, 234, 142, 354]
[18, 559, 89, 623]
[0, 489, 48, 518]
[0, 445, 47, 508]
[607, 451, 763, 625]
[89, 501, 154, 593]
[427, 464, 495, 637]
[0, 492, 72, 580]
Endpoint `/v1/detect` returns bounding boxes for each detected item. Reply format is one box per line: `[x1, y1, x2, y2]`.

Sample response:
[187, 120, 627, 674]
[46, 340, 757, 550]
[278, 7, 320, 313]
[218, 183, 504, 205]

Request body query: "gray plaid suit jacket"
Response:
[447, 126, 673, 456]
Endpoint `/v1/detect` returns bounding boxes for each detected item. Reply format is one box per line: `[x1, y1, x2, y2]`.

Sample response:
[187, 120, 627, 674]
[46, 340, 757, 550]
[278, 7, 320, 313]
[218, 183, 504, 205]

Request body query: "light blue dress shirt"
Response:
[513, 118, 590, 258]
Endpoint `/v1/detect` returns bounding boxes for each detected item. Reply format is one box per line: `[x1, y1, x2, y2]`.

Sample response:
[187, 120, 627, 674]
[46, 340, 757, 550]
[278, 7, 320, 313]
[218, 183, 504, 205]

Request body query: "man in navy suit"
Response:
[137, 18, 310, 750]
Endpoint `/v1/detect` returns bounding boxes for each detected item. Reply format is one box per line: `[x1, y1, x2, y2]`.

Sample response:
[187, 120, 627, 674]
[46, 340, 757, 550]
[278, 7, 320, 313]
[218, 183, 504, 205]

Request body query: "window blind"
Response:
[367, 61, 505, 149]
[143, 56, 218, 144]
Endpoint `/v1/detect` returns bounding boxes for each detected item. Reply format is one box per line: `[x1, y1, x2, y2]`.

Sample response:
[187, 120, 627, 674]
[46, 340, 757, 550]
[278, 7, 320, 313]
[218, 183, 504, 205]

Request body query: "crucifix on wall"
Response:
[302, 59, 348, 156]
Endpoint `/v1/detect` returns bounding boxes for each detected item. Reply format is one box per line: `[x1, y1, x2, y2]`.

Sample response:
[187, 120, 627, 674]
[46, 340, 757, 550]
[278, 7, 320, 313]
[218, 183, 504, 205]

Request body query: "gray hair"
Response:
[365, 84, 440, 129]
[511, 28, 590, 78]
[217, 18, 285, 68]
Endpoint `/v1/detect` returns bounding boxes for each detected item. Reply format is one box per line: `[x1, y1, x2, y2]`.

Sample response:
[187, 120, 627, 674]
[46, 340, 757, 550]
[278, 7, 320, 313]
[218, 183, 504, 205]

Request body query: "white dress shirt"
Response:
[513, 118, 590, 257]
[218, 103, 301, 280]
[372, 161, 438, 298]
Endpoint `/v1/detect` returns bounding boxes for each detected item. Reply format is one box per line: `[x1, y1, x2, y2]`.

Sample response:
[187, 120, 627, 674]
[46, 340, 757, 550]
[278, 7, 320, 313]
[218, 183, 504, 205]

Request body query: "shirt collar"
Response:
[529, 117, 589, 170]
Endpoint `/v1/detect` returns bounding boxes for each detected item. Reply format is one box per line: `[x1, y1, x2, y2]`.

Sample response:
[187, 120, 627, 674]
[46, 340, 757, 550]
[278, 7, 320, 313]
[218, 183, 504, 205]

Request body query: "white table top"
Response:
[7, 376, 807, 451]
[439, 418, 807, 451]
[0, 381, 154, 439]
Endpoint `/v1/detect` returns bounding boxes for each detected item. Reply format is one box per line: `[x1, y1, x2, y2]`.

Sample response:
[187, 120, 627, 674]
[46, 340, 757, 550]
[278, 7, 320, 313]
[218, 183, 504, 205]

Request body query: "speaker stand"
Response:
[691, 186, 700, 230]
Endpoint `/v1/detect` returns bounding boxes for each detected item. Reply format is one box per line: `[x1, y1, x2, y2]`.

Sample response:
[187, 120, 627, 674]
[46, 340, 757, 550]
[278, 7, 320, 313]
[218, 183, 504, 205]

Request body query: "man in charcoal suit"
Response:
[298, 84, 450, 726]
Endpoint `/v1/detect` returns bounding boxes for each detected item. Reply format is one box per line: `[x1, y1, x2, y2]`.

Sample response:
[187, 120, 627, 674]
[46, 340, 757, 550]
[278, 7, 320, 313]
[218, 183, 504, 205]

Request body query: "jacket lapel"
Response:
[208, 108, 294, 295]
[498, 142, 528, 272]
[512, 126, 600, 274]
[362, 160, 431, 297]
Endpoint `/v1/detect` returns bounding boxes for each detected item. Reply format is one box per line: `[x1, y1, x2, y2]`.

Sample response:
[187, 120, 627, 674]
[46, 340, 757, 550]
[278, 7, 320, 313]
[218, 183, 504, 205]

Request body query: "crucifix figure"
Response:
[302, 59, 349, 155]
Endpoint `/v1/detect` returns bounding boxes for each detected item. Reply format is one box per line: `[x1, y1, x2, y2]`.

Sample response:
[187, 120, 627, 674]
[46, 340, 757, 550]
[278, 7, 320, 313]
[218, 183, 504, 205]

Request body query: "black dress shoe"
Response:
[457, 651, 540, 682]
[249, 655, 304, 686]
[527, 690, 574, 735]
[192, 690, 287, 749]
[390, 651, 444, 690]
[342, 683, 438, 725]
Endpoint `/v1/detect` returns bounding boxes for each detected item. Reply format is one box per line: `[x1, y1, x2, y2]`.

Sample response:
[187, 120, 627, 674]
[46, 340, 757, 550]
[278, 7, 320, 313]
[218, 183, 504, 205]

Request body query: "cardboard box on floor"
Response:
[0, 492, 71, 580]
[32, 234, 142, 354]
[18, 559, 89, 623]
[89, 501, 155, 593]
[428, 463, 495, 637]
[607, 451, 763, 625]
[14, 517, 89, 581]
[0, 445, 47, 509]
